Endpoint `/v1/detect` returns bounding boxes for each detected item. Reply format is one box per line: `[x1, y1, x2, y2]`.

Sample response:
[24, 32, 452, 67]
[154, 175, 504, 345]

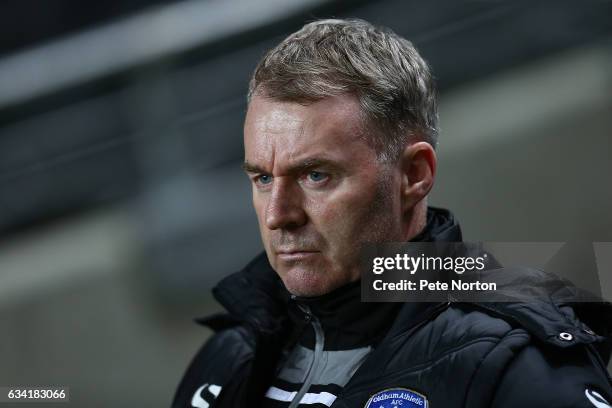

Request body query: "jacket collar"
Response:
[206, 251, 288, 335]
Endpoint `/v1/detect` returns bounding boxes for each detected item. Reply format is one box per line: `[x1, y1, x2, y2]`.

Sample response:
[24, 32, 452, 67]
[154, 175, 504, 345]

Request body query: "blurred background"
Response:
[0, 0, 611, 406]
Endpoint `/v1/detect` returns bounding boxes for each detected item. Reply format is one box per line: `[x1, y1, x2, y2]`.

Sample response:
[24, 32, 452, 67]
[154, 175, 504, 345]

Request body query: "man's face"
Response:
[244, 94, 404, 297]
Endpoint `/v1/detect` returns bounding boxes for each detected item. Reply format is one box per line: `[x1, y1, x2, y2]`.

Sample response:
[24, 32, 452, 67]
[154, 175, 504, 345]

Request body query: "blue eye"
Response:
[308, 171, 326, 182]
[258, 175, 273, 185]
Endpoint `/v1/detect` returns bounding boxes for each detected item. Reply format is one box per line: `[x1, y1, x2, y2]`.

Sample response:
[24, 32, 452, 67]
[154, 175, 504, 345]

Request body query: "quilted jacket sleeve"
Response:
[490, 342, 612, 408]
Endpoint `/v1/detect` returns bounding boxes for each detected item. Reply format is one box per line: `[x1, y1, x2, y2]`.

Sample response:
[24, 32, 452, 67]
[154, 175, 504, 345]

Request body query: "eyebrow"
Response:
[242, 161, 266, 174]
[242, 158, 340, 175]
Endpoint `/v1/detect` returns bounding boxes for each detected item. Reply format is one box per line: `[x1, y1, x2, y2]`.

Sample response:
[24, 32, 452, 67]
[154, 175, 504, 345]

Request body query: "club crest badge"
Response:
[364, 388, 428, 407]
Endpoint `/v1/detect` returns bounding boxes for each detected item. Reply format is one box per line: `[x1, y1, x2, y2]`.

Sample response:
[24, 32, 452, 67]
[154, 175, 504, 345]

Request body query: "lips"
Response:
[276, 250, 319, 261]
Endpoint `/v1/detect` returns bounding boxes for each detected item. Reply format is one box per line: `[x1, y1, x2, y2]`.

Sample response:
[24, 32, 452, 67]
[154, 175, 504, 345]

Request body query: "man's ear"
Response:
[400, 141, 437, 212]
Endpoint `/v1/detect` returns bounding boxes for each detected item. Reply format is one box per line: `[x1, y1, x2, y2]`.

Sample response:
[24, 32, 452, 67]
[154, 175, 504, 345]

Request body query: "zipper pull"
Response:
[298, 304, 313, 323]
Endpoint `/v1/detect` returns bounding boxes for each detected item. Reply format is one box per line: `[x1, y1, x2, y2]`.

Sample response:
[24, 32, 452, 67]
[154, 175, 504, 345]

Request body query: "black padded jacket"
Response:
[172, 208, 612, 408]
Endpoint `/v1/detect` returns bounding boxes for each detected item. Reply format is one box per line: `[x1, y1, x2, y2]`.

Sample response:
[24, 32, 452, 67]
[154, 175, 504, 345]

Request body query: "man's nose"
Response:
[265, 178, 307, 230]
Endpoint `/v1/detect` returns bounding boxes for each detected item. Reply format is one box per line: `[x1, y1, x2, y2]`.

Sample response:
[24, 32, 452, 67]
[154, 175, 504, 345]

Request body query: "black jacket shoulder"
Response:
[490, 341, 612, 407]
[171, 326, 254, 408]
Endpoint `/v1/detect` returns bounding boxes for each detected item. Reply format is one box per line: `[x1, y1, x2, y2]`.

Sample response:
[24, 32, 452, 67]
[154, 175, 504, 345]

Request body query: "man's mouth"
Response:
[276, 250, 320, 261]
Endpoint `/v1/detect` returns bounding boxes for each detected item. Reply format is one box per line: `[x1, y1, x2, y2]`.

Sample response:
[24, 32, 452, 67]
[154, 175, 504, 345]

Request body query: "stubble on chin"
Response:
[274, 251, 337, 296]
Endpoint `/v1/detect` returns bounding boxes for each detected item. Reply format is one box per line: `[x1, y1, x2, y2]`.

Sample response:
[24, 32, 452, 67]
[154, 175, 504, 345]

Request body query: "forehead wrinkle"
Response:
[275, 115, 370, 176]
[271, 118, 311, 176]
[258, 106, 304, 135]
[248, 113, 305, 175]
